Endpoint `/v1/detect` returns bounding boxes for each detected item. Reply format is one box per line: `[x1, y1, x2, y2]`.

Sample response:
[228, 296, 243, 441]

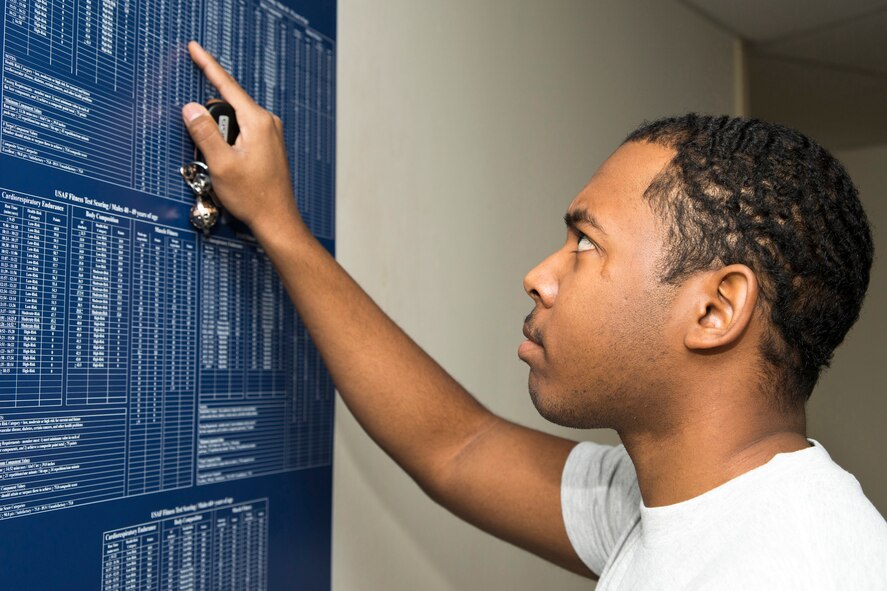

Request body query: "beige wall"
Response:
[808, 144, 887, 516]
[334, 1, 735, 589]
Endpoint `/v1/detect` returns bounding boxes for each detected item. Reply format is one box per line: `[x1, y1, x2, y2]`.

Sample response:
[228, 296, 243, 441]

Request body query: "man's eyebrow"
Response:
[563, 208, 607, 235]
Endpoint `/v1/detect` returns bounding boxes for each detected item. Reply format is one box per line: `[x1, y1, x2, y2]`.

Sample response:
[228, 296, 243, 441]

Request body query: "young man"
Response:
[182, 42, 887, 588]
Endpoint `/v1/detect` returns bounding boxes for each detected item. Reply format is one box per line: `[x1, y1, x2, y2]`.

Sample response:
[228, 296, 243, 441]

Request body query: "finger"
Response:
[187, 41, 257, 113]
[182, 102, 233, 166]
[271, 113, 284, 134]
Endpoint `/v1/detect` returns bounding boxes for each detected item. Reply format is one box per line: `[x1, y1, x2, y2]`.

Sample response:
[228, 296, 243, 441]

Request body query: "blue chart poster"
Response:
[0, 0, 336, 588]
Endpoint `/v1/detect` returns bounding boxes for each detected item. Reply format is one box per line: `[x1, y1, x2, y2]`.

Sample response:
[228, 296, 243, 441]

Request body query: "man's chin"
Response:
[528, 384, 596, 429]
[528, 379, 621, 429]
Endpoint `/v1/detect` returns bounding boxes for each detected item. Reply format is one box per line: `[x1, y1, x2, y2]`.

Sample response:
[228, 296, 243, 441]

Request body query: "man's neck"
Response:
[619, 407, 809, 508]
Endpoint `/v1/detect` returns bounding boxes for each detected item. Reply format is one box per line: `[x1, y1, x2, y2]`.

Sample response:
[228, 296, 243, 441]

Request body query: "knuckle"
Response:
[258, 115, 274, 131]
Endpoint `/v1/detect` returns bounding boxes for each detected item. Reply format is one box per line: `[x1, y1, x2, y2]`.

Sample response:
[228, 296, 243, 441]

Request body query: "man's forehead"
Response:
[566, 141, 675, 240]
[567, 141, 675, 219]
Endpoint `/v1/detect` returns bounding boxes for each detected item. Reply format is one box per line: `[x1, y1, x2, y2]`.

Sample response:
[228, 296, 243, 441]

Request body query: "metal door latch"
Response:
[180, 100, 239, 236]
[181, 160, 218, 235]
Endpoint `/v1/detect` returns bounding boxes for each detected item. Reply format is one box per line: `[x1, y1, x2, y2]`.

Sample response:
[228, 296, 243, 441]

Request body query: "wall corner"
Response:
[733, 37, 750, 117]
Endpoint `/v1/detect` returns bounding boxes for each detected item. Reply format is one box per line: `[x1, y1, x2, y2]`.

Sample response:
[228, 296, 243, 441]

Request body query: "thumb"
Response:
[182, 102, 230, 164]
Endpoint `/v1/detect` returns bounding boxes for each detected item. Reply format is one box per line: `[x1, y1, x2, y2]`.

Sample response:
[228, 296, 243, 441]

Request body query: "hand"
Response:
[181, 41, 304, 237]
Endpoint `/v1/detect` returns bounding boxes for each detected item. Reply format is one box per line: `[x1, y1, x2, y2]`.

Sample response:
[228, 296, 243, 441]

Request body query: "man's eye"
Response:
[577, 234, 595, 252]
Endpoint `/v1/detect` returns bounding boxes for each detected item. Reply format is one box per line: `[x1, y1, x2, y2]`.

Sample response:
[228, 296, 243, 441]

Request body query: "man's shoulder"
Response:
[621, 442, 887, 589]
[711, 441, 887, 587]
[563, 441, 639, 511]
[716, 440, 885, 533]
[561, 441, 641, 576]
[753, 440, 882, 520]
[565, 439, 887, 588]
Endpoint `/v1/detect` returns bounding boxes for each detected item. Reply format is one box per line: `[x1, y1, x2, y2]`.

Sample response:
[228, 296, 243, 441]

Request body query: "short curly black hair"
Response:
[625, 114, 873, 408]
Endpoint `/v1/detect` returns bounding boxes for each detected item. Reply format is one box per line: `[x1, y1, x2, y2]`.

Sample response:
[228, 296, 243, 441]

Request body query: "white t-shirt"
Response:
[561, 439, 887, 590]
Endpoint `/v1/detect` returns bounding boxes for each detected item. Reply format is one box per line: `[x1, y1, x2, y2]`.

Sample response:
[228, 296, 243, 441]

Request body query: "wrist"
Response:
[250, 206, 311, 252]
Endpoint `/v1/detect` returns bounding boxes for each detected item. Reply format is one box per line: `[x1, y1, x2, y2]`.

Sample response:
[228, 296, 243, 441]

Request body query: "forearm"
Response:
[181, 40, 496, 492]
[261, 220, 589, 573]
[253, 212, 498, 488]
[182, 45, 587, 572]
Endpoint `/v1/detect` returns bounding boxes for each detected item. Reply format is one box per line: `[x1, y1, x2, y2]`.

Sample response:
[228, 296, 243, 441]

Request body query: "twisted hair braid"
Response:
[626, 114, 873, 407]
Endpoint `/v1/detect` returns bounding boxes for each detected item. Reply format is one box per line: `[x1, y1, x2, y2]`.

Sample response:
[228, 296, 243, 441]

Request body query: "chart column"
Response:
[0, 195, 68, 408]
[0, 201, 20, 407]
[39, 208, 67, 404]
[199, 238, 246, 399]
[16, 204, 44, 406]
[161, 229, 197, 490]
[139, 530, 160, 591]
[66, 209, 130, 406]
[127, 228, 162, 495]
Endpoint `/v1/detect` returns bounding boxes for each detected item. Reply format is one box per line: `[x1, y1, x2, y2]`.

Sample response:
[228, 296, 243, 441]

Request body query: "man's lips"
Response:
[519, 316, 544, 359]
[522, 311, 544, 347]
[522, 323, 543, 347]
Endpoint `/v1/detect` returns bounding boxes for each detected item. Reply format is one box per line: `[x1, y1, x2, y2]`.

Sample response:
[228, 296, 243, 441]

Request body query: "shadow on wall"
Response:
[805, 145, 887, 518]
[749, 50, 887, 151]
[746, 42, 887, 520]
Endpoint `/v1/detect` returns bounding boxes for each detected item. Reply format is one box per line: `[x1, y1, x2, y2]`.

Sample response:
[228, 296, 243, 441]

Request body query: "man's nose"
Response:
[523, 251, 560, 308]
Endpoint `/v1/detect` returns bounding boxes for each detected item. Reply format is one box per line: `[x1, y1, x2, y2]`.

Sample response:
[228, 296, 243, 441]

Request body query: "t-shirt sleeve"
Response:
[561, 441, 641, 575]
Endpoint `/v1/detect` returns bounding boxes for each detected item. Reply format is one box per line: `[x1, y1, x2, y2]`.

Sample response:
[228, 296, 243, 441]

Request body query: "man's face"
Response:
[519, 141, 680, 429]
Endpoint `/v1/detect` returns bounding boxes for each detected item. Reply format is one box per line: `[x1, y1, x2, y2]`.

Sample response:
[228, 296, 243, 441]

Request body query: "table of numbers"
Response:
[2, 0, 335, 236]
[0, 190, 201, 517]
[102, 499, 268, 591]
[0, 0, 336, 587]
[65, 211, 130, 405]
[0, 199, 66, 407]
[0, 0, 335, 526]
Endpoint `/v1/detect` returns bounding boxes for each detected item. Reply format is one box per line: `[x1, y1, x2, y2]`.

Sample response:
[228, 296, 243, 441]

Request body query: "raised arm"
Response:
[181, 41, 592, 577]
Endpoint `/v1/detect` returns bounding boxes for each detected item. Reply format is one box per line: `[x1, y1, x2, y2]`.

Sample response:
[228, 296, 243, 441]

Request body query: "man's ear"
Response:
[684, 264, 758, 351]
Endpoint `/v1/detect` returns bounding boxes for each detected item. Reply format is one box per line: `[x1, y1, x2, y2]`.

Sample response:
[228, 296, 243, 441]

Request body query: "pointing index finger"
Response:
[187, 41, 257, 113]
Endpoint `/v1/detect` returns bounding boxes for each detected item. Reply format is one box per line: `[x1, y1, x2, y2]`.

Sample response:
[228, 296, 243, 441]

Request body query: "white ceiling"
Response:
[680, 0, 887, 149]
